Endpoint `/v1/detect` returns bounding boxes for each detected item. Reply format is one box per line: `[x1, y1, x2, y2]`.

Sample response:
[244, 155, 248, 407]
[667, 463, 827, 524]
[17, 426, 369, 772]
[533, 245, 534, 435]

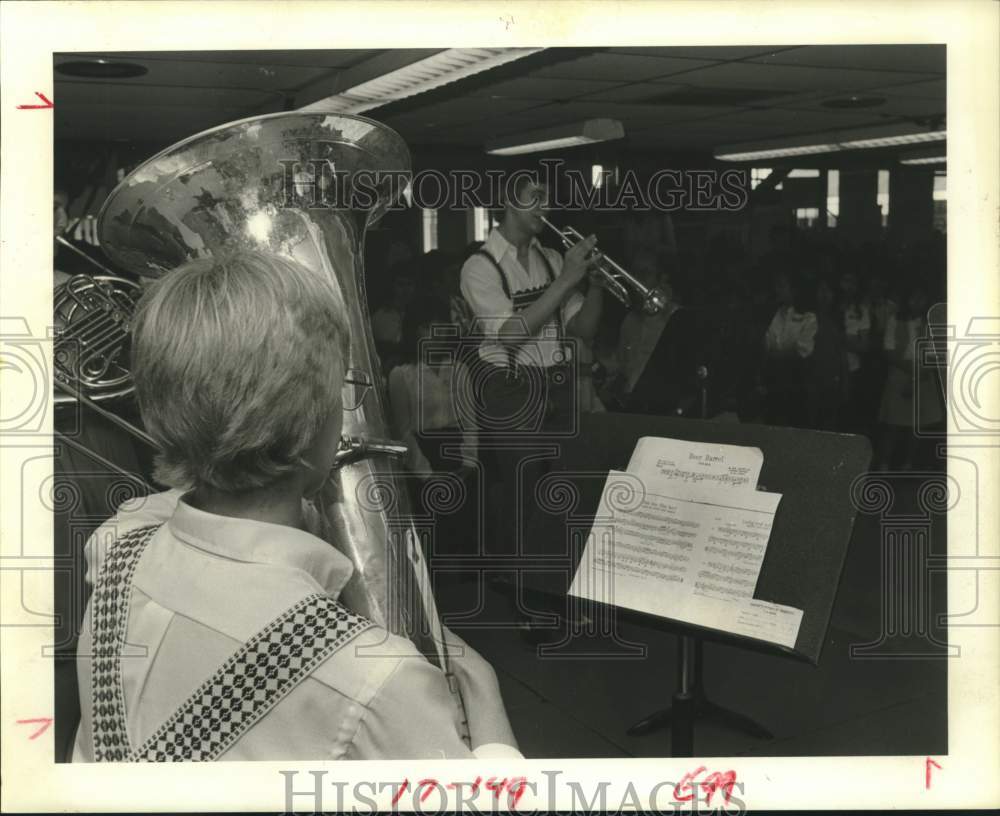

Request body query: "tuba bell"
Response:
[97, 113, 464, 725]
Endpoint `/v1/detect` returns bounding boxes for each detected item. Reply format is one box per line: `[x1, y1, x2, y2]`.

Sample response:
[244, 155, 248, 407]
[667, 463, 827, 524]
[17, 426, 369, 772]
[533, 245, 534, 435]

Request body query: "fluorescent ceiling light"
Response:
[300, 48, 543, 114]
[718, 144, 840, 161]
[486, 118, 625, 156]
[841, 130, 946, 149]
[716, 125, 946, 161]
[899, 146, 947, 165]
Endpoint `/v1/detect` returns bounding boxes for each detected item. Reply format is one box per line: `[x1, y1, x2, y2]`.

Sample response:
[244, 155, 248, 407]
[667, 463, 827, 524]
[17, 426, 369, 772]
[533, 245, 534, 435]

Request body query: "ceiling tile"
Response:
[778, 96, 945, 119]
[67, 50, 377, 68]
[746, 44, 945, 74]
[868, 79, 946, 99]
[609, 46, 795, 61]
[533, 52, 716, 81]
[662, 61, 939, 91]
[54, 56, 329, 91]
[55, 81, 278, 109]
[469, 76, 625, 100]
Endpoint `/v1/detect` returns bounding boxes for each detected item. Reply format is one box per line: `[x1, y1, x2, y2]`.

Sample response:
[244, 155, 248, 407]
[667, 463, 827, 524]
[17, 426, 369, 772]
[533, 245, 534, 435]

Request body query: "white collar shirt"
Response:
[460, 228, 584, 368]
[72, 490, 516, 761]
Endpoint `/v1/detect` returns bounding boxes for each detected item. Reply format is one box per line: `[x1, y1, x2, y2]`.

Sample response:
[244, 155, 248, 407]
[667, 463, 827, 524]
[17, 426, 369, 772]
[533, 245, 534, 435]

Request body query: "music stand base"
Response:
[627, 698, 774, 740]
[626, 637, 774, 755]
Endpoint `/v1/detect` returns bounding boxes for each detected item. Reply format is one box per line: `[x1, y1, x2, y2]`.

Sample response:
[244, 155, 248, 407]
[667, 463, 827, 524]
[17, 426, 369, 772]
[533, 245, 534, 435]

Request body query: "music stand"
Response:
[523, 409, 871, 756]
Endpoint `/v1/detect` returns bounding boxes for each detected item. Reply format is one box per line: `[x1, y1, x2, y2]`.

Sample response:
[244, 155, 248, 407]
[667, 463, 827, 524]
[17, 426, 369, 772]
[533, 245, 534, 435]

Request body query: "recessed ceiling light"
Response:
[821, 95, 886, 109]
[56, 59, 148, 79]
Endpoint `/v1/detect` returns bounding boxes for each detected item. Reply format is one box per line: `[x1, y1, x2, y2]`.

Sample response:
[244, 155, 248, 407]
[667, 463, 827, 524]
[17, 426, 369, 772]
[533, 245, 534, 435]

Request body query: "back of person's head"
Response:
[132, 251, 349, 492]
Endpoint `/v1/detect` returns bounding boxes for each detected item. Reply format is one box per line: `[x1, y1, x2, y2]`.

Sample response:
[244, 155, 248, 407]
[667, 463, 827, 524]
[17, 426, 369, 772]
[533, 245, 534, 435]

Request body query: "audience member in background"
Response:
[709, 274, 769, 423]
[388, 295, 478, 560]
[806, 276, 849, 430]
[388, 295, 477, 479]
[762, 270, 817, 427]
[859, 269, 895, 435]
[838, 270, 872, 433]
[371, 261, 416, 371]
[53, 189, 73, 287]
[874, 280, 941, 470]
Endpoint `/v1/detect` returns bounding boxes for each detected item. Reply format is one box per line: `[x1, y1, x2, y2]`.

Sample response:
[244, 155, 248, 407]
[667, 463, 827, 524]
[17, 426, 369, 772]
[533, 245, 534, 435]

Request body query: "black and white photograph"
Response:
[1, 1, 997, 813]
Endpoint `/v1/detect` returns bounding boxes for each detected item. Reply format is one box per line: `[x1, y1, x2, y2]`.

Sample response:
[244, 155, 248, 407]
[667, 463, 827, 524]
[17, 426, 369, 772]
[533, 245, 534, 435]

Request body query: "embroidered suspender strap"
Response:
[131, 593, 372, 761]
[532, 248, 568, 350]
[474, 249, 516, 371]
[90, 523, 163, 762]
[474, 246, 569, 371]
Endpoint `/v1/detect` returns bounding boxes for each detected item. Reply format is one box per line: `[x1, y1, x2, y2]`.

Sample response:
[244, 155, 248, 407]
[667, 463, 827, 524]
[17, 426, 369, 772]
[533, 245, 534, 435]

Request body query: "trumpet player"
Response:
[459, 173, 604, 638]
[73, 251, 520, 761]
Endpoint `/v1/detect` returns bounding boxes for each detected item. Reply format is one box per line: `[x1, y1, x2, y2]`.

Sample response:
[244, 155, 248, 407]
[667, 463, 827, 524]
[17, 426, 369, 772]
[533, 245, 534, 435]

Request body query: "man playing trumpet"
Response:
[460, 173, 604, 639]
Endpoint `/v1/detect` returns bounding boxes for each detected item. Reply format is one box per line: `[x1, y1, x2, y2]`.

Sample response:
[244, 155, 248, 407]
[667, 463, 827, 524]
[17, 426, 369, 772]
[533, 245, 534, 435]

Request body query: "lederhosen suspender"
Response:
[474, 246, 567, 374]
[90, 524, 373, 762]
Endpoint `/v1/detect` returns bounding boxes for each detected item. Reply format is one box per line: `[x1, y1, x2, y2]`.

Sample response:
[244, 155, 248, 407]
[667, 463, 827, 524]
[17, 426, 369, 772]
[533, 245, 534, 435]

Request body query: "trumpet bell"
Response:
[642, 287, 669, 315]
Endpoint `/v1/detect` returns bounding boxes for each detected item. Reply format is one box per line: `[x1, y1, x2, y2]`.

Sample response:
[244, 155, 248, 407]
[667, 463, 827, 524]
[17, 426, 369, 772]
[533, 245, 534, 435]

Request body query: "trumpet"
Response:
[541, 216, 667, 315]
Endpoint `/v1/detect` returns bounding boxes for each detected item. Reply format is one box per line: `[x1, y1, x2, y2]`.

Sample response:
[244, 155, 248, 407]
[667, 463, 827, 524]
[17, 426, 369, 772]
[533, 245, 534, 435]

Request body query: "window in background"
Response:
[470, 206, 495, 242]
[877, 169, 891, 227]
[826, 169, 840, 228]
[751, 167, 772, 190]
[592, 164, 604, 189]
[787, 168, 820, 178]
[933, 171, 947, 233]
[795, 207, 821, 228]
[422, 208, 438, 252]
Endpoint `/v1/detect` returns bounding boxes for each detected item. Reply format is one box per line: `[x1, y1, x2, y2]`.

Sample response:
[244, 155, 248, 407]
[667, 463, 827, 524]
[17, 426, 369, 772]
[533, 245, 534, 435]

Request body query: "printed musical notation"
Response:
[570, 435, 804, 649]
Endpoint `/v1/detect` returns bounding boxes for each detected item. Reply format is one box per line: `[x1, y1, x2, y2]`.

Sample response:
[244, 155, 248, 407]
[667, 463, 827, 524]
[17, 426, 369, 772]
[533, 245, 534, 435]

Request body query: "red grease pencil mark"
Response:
[926, 757, 941, 789]
[391, 779, 409, 805]
[16, 92, 53, 110]
[673, 766, 738, 805]
[15, 717, 53, 739]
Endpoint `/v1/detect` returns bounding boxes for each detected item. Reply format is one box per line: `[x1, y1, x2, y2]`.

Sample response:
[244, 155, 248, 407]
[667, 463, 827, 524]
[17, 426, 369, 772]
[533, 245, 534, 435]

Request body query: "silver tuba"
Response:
[97, 114, 463, 721]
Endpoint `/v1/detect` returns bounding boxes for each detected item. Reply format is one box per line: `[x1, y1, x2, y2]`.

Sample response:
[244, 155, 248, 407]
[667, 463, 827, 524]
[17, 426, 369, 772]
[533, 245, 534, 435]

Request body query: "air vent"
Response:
[636, 87, 796, 106]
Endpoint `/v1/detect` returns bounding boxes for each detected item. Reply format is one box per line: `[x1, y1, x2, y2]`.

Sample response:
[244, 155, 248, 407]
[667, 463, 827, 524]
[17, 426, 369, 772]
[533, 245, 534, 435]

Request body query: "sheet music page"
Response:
[569, 470, 800, 649]
[626, 436, 765, 489]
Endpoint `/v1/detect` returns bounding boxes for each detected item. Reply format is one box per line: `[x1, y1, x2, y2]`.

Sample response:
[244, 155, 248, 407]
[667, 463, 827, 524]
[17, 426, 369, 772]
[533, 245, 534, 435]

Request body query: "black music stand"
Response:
[523, 411, 871, 757]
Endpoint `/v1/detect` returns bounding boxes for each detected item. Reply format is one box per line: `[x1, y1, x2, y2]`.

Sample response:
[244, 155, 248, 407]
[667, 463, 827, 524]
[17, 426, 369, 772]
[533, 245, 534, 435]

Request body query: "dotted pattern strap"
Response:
[90, 523, 163, 762]
[474, 246, 566, 371]
[131, 594, 372, 762]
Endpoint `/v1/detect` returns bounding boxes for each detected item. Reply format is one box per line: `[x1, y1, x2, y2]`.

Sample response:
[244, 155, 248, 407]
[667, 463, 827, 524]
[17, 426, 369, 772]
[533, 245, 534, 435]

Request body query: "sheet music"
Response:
[626, 436, 764, 489]
[569, 468, 801, 650]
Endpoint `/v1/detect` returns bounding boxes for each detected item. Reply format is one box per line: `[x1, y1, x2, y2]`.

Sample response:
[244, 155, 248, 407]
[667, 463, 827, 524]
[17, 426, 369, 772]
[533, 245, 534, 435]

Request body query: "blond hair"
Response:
[132, 251, 348, 491]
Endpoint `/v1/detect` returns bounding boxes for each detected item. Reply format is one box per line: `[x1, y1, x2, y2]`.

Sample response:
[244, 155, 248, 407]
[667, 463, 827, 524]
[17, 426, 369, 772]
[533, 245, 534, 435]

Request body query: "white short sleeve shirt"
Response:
[460, 228, 584, 368]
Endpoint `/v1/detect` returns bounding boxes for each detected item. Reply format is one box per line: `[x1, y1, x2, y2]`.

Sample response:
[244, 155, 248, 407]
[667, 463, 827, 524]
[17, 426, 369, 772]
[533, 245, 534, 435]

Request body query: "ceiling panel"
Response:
[608, 46, 795, 61]
[55, 105, 255, 143]
[63, 50, 379, 68]
[52, 46, 949, 156]
[746, 44, 945, 74]
[868, 79, 946, 98]
[390, 96, 543, 124]
[533, 52, 716, 81]
[469, 76, 626, 100]
[664, 61, 939, 91]
[778, 96, 945, 119]
[55, 81, 278, 109]
[54, 57, 329, 91]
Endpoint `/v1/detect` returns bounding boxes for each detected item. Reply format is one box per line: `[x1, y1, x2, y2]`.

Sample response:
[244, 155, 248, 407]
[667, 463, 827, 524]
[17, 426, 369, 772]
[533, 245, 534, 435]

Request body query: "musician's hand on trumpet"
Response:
[561, 232, 601, 288]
